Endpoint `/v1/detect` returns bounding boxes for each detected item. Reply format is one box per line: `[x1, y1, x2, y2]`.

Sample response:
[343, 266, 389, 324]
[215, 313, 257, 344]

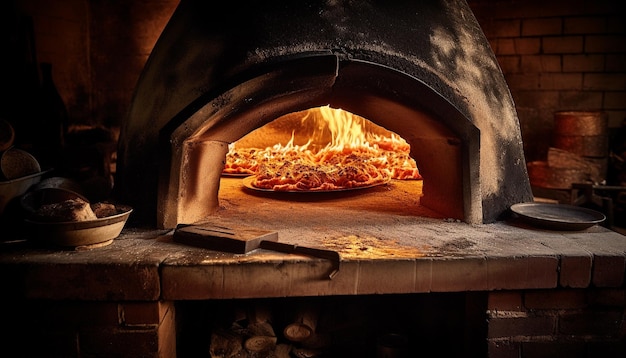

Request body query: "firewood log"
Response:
[244, 335, 277, 354]
[283, 304, 319, 343]
[209, 328, 245, 358]
[274, 343, 292, 358]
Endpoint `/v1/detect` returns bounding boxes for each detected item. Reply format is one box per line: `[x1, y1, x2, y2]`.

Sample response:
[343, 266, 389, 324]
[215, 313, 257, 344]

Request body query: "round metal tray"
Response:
[510, 202, 605, 231]
[242, 175, 390, 193]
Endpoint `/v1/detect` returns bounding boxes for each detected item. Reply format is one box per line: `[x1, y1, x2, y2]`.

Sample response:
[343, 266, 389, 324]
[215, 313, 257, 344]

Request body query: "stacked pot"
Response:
[528, 110, 608, 190]
[0, 119, 45, 216]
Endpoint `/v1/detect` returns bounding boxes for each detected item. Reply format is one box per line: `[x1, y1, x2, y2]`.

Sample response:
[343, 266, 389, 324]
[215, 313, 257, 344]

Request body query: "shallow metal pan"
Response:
[510, 202, 605, 231]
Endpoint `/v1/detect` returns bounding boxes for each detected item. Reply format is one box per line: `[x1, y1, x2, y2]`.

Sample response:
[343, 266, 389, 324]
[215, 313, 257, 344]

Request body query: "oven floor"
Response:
[216, 176, 446, 257]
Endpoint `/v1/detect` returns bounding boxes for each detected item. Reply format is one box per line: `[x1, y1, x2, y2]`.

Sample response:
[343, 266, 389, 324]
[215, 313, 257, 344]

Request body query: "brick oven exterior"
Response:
[116, 0, 533, 229]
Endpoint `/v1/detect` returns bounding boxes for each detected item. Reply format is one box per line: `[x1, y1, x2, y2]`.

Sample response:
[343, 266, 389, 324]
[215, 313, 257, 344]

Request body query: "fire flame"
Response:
[224, 106, 421, 180]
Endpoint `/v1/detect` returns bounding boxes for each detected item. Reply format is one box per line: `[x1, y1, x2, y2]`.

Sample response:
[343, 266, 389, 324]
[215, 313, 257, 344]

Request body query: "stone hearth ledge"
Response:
[1, 221, 625, 301]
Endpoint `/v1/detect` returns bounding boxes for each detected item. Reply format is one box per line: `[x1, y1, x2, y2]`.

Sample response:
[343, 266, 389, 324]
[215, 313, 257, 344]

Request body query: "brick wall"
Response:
[7, 0, 91, 124]
[87, 0, 178, 128]
[487, 288, 626, 358]
[3, 299, 176, 358]
[468, 0, 626, 162]
[8, 0, 178, 128]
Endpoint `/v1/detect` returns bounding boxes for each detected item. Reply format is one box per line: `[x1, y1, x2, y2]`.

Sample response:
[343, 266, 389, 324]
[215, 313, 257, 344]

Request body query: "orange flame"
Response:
[224, 106, 422, 180]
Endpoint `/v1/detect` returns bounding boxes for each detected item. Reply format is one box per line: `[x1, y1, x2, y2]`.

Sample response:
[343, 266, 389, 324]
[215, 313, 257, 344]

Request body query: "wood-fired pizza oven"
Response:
[116, 0, 533, 229]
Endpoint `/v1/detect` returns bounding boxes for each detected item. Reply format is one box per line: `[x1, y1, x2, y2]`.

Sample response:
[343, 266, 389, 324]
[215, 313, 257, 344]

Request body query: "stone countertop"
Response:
[1, 219, 625, 302]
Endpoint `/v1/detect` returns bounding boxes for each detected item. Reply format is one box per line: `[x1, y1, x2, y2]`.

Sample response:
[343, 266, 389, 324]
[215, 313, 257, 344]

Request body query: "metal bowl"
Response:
[0, 170, 49, 215]
[0, 119, 15, 151]
[1, 147, 41, 180]
[30, 176, 86, 195]
[20, 177, 89, 219]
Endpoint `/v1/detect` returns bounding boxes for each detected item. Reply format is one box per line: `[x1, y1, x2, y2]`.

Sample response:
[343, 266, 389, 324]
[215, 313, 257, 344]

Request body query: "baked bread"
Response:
[91, 202, 118, 218]
[35, 197, 97, 222]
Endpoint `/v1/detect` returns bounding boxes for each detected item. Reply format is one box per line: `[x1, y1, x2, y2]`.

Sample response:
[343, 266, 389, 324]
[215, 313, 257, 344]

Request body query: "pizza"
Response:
[224, 141, 421, 191]
[223, 146, 317, 176]
[222, 108, 422, 191]
[252, 155, 392, 191]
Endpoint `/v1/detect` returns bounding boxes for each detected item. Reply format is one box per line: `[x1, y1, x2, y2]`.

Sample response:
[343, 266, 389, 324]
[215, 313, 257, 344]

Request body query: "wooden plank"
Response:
[172, 222, 278, 253]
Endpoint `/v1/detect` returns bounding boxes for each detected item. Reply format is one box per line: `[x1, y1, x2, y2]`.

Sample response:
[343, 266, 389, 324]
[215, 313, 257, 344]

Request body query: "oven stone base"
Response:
[1, 289, 623, 357]
[1, 222, 625, 357]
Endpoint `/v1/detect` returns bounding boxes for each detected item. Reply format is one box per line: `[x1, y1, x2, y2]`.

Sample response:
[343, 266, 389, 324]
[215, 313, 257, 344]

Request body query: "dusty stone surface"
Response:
[2, 182, 625, 300]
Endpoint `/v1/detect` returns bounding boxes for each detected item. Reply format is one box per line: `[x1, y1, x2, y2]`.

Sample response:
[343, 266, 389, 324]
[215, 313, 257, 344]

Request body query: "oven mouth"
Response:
[154, 57, 477, 228]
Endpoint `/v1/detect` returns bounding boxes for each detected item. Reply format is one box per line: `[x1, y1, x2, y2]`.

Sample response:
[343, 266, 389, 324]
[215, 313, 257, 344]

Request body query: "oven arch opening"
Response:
[158, 58, 480, 228]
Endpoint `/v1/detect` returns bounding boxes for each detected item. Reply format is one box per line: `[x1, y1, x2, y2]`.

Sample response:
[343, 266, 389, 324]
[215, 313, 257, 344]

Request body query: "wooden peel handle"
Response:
[259, 241, 341, 279]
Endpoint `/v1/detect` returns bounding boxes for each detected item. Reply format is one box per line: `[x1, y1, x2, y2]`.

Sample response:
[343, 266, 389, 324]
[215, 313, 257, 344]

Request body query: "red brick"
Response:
[429, 257, 489, 292]
[488, 315, 556, 338]
[515, 37, 542, 54]
[80, 327, 160, 358]
[122, 301, 173, 326]
[558, 254, 593, 288]
[358, 259, 416, 294]
[513, 90, 559, 108]
[494, 38, 517, 55]
[487, 340, 520, 358]
[558, 90, 604, 109]
[496, 55, 521, 73]
[564, 16, 609, 35]
[521, 55, 562, 73]
[543, 36, 584, 54]
[488, 256, 558, 290]
[524, 289, 588, 309]
[488, 291, 523, 311]
[584, 73, 626, 91]
[559, 310, 623, 336]
[606, 110, 626, 128]
[522, 341, 586, 358]
[488, 1, 578, 19]
[492, 19, 522, 37]
[563, 54, 606, 72]
[587, 288, 626, 307]
[591, 254, 626, 287]
[539, 73, 583, 90]
[586, 35, 626, 53]
[522, 18, 562, 36]
[604, 92, 626, 109]
[505, 73, 541, 90]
